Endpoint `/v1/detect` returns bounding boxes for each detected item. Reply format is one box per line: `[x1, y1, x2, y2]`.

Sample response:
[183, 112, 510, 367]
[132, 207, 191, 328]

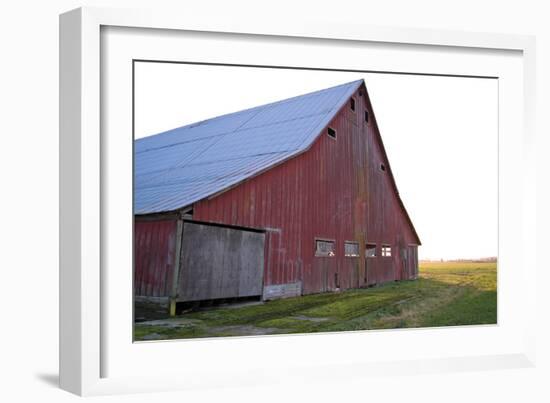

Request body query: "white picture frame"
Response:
[59, 6, 537, 396]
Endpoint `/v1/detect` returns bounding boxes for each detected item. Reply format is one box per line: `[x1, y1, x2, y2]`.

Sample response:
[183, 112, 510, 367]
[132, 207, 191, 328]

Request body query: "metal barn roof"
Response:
[134, 79, 363, 215]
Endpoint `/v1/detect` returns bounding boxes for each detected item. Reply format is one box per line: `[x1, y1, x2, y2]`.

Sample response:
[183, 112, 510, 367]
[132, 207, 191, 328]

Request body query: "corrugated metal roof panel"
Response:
[135, 79, 363, 214]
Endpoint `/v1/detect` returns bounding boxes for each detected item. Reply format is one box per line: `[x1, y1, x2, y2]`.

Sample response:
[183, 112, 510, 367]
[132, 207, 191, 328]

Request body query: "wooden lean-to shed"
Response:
[134, 79, 421, 314]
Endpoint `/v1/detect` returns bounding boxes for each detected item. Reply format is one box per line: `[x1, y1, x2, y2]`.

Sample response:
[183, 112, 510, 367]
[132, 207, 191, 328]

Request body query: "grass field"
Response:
[134, 261, 497, 341]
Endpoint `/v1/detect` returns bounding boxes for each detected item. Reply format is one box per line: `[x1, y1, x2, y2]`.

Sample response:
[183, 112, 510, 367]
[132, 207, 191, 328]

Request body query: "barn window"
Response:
[350, 97, 356, 111]
[366, 244, 377, 257]
[364, 110, 369, 123]
[315, 239, 335, 257]
[344, 242, 359, 257]
[327, 127, 337, 139]
[382, 245, 392, 257]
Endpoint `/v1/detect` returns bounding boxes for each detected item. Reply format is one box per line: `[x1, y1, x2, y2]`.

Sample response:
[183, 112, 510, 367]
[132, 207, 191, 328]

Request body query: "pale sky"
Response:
[134, 62, 498, 261]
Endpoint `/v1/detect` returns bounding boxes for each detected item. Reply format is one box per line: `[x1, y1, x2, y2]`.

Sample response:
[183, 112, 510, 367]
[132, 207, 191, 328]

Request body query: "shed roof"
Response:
[134, 79, 363, 214]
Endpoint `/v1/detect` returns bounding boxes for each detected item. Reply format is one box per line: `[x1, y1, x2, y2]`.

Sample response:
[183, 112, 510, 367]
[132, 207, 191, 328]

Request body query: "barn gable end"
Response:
[191, 81, 420, 293]
[134, 80, 421, 306]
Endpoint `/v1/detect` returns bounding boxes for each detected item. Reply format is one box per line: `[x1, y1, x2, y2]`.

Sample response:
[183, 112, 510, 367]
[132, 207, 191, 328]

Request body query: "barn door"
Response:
[178, 221, 265, 302]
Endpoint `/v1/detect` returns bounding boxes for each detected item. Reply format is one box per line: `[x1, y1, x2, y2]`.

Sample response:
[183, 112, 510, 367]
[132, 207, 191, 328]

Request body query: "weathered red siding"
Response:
[134, 219, 177, 297]
[192, 83, 419, 295]
[364, 91, 419, 285]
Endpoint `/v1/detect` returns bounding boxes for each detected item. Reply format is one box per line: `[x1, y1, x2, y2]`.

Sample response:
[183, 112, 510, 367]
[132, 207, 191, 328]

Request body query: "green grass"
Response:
[134, 261, 497, 341]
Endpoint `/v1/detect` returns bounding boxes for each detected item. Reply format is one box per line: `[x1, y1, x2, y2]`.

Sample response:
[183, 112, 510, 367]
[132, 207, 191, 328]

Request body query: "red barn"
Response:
[134, 79, 420, 314]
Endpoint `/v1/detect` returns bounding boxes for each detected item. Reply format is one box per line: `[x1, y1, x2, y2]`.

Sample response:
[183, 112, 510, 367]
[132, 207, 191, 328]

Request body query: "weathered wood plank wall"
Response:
[178, 221, 265, 302]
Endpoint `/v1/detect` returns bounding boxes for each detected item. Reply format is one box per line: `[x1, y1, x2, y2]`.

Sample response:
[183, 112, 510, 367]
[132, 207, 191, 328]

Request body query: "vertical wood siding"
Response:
[178, 222, 265, 302]
[363, 90, 419, 285]
[134, 219, 177, 297]
[193, 84, 419, 295]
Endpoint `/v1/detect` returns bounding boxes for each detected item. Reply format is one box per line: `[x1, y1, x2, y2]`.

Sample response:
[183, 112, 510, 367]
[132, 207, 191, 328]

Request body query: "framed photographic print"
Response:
[60, 6, 536, 396]
[131, 61, 496, 340]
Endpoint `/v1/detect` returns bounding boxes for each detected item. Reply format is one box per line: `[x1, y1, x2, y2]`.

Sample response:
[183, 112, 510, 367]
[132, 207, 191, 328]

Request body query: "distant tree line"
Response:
[420, 257, 497, 263]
